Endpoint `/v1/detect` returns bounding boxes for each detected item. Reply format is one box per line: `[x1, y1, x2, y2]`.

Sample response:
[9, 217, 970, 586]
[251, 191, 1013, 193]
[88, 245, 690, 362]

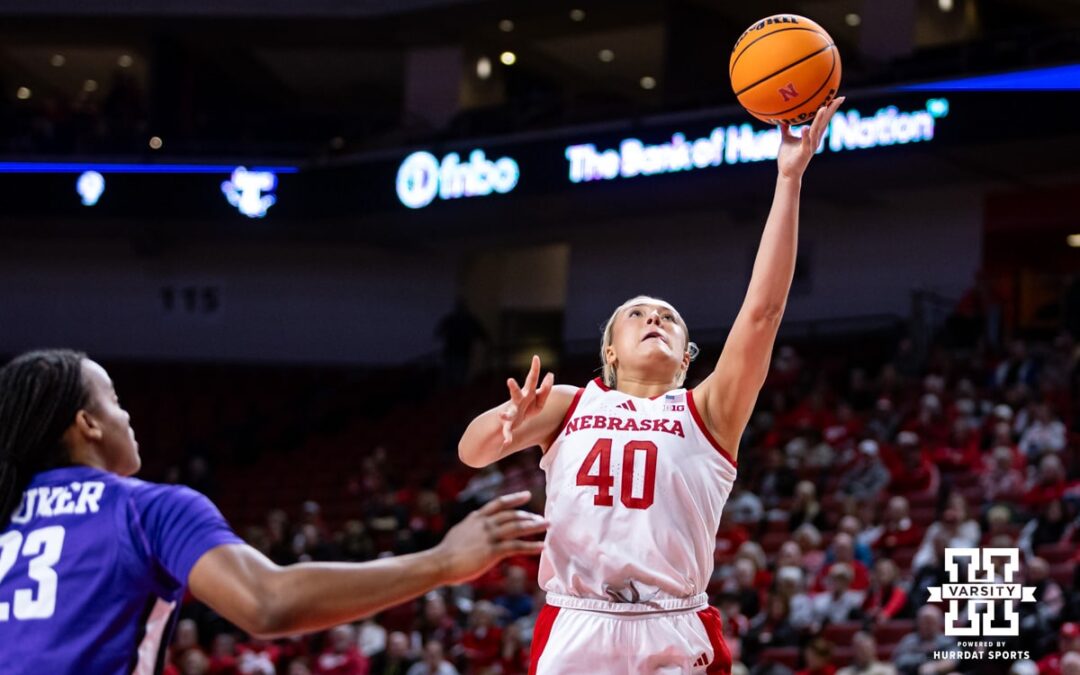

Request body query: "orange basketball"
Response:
[730, 14, 841, 126]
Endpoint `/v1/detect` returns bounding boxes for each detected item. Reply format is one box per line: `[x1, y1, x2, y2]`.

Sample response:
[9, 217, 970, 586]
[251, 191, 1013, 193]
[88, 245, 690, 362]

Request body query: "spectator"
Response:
[236, 637, 279, 675]
[179, 649, 211, 675]
[862, 496, 921, 555]
[315, 624, 369, 675]
[794, 524, 827, 578]
[789, 481, 828, 532]
[863, 559, 908, 624]
[810, 563, 865, 628]
[866, 397, 900, 442]
[289, 659, 315, 675]
[814, 533, 870, 592]
[1025, 558, 1066, 627]
[887, 432, 939, 496]
[357, 618, 388, 658]
[412, 593, 463, 660]
[775, 541, 803, 571]
[726, 557, 763, 618]
[744, 593, 801, 662]
[173, 619, 206, 665]
[716, 508, 751, 567]
[838, 440, 891, 501]
[755, 446, 799, 509]
[911, 493, 980, 570]
[461, 600, 502, 674]
[994, 340, 1039, 391]
[892, 606, 958, 675]
[728, 483, 765, 526]
[1023, 455, 1071, 511]
[1020, 500, 1070, 558]
[208, 633, 239, 675]
[369, 632, 416, 675]
[1037, 623, 1080, 675]
[406, 641, 459, 675]
[493, 566, 534, 624]
[836, 515, 874, 569]
[836, 632, 896, 675]
[982, 445, 1027, 503]
[1019, 403, 1068, 458]
[774, 565, 814, 632]
[796, 637, 837, 675]
[909, 532, 950, 607]
[496, 623, 530, 675]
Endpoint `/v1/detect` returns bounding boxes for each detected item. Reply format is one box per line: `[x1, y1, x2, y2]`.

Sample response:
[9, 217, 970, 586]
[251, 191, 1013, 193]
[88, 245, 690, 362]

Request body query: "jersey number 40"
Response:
[575, 438, 657, 510]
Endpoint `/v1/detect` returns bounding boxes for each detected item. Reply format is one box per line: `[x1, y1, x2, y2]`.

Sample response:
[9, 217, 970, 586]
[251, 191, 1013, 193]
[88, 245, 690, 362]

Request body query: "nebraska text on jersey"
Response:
[563, 414, 686, 438]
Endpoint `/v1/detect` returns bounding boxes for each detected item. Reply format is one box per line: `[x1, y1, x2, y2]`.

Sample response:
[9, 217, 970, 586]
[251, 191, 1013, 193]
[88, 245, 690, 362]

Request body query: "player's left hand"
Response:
[777, 96, 845, 179]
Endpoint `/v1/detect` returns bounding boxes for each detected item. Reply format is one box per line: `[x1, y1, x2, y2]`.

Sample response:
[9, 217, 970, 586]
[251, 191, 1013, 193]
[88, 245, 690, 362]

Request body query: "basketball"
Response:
[730, 14, 842, 126]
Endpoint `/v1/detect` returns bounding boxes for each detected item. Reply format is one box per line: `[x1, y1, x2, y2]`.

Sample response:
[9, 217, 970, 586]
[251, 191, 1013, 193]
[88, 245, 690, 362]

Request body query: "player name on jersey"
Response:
[563, 414, 686, 438]
[9, 481, 106, 524]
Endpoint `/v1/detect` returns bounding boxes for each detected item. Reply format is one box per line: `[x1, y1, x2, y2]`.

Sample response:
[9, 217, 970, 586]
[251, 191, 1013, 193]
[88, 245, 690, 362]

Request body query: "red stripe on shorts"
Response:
[527, 605, 561, 675]
[697, 607, 732, 675]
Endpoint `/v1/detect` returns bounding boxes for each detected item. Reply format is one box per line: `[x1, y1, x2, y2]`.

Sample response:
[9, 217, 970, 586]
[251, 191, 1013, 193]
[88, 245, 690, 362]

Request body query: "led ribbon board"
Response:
[564, 98, 949, 184]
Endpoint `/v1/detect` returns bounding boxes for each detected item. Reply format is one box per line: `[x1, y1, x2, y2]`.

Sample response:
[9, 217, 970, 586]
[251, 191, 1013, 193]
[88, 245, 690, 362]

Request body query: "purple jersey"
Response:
[0, 466, 242, 674]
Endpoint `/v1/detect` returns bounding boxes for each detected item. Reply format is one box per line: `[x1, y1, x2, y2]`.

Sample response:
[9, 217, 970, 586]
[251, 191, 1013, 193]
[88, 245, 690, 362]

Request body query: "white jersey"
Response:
[538, 378, 738, 611]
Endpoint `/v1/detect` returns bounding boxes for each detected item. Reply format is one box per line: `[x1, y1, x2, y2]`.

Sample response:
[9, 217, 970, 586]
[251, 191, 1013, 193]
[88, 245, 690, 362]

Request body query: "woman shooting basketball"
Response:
[459, 98, 844, 674]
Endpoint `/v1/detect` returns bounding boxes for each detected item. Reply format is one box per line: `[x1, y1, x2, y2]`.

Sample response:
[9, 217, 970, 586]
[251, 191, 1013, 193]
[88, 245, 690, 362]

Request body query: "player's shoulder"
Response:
[115, 475, 209, 510]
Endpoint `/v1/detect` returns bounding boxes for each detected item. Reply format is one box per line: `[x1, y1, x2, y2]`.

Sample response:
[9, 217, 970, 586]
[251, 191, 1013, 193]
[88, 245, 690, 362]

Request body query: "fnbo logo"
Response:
[396, 149, 519, 209]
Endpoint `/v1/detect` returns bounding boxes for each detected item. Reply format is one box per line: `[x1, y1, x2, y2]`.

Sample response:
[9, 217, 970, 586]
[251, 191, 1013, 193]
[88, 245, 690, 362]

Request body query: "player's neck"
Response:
[615, 373, 677, 399]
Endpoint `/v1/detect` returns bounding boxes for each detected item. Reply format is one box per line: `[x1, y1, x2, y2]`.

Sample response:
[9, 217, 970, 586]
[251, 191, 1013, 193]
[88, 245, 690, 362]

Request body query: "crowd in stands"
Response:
[150, 319, 1079, 675]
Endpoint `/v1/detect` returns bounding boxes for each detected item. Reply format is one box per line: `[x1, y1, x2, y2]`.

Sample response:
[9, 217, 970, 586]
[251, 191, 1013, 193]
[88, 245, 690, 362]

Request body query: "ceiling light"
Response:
[16, 87, 31, 100]
[845, 13, 861, 26]
[118, 54, 134, 68]
[50, 54, 65, 67]
[477, 56, 492, 80]
[149, 136, 163, 150]
[500, 51, 517, 66]
[1067, 234, 1080, 248]
[569, 9, 585, 22]
[498, 19, 514, 32]
[83, 79, 98, 93]
[598, 49, 615, 63]
[639, 76, 657, 90]
[938, 0, 953, 10]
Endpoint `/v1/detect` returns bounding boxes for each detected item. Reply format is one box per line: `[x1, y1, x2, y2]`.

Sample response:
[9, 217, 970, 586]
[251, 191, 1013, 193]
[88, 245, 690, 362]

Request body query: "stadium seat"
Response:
[875, 620, 914, 645]
[823, 622, 861, 645]
[759, 647, 799, 669]
[1037, 542, 1075, 564]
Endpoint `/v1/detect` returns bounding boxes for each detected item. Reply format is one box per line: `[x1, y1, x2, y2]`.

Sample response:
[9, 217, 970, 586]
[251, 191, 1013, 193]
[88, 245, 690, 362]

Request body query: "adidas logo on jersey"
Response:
[615, 399, 637, 411]
[693, 653, 710, 668]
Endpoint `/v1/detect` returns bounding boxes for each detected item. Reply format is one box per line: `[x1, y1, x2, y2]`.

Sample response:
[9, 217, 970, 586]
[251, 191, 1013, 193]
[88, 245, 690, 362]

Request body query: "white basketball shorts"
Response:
[528, 604, 731, 675]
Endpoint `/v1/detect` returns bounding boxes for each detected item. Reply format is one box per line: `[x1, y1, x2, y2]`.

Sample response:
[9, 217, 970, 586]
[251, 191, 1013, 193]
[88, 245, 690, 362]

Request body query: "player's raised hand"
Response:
[435, 491, 548, 584]
[499, 355, 554, 448]
[777, 96, 845, 179]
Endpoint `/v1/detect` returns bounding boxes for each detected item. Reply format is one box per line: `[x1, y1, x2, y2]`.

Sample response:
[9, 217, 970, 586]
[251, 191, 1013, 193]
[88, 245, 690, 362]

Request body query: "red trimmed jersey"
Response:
[538, 378, 738, 604]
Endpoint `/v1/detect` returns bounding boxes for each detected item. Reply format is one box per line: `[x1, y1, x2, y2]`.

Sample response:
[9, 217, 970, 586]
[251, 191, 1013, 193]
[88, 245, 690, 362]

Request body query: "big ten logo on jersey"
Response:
[663, 393, 686, 412]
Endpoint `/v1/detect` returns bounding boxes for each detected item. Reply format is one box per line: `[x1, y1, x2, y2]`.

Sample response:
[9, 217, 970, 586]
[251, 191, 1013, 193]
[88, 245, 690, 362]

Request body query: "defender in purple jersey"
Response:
[0, 350, 548, 675]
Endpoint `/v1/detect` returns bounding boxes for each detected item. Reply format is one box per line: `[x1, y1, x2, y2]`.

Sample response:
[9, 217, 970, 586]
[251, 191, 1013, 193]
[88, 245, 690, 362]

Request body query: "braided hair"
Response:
[0, 350, 89, 527]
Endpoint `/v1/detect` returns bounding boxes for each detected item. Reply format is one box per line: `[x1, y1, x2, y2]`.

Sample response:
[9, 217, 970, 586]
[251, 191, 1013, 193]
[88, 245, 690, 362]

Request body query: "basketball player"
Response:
[459, 98, 844, 674]
[0, 349, 547, 674]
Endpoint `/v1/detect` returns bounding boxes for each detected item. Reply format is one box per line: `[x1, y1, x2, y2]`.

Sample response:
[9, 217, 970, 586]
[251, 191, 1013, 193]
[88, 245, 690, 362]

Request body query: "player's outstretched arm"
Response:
[188, 492, 546, 638]
[459, 355, 577, 467]
[694, 98, 844, 459]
